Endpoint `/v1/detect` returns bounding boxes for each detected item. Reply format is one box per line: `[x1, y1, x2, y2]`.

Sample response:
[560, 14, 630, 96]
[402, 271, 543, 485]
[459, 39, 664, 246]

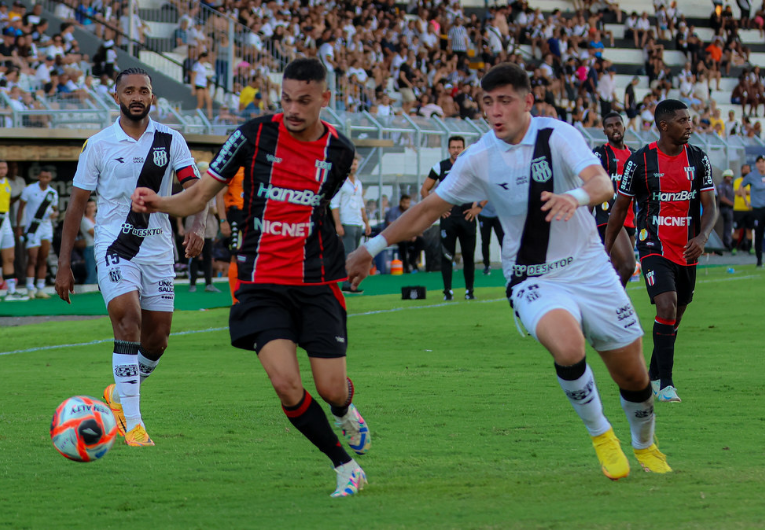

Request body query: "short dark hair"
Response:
[654, 99, 687, 126]
[448, 135, 465, 148]
[400, 194, 411, 202]
[602, 111, 623, 125]
[481, 62, 531, 94]
[283, 58, 326, 84]
[115, 67, 152, 88]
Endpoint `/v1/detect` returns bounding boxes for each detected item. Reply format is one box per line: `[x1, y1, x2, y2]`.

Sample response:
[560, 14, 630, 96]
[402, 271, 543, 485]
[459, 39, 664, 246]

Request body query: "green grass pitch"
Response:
[1, 266, 764, 529]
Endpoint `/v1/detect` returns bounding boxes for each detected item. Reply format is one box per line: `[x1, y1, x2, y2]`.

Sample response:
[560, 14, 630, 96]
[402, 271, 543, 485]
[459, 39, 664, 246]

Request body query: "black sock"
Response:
[283, 390, 351, 468]
[619, 384, 653, 403]
[653, 319, 676, 389]
[648, 353, 658, 381]
[330, 377, 354, 418]
[554, 357, 587, 381]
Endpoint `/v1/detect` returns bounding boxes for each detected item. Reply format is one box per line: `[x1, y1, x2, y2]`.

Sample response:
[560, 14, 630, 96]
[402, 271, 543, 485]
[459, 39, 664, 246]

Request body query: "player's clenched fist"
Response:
[131, 187, 160, 213]
[346, 247, 373, 290]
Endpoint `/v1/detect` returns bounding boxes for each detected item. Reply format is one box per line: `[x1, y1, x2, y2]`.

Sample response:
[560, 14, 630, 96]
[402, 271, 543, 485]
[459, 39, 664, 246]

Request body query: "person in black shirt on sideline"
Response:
[420, 136, 481, 300]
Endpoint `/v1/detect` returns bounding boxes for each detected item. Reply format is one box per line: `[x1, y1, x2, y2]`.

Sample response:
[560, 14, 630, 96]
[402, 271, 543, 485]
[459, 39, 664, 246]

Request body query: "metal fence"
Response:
[320, 110, 765, 218]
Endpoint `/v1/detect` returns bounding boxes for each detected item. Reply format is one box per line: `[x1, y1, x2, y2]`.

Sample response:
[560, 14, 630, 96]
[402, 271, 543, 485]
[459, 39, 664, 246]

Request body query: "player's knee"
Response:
[271, 377, 304, 406]
[654, 299, 677, 319]
[141, 335, 167, 358]
[616, 263, 633, 285]
[315, 382, 347, 406]
[112, 314, 141, 341]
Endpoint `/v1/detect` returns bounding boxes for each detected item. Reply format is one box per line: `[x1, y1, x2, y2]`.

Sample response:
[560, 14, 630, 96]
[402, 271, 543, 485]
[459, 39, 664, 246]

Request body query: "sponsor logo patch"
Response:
[120, 223, 163, 237]
[652, 216, 693, 227]
[257, 183, 323, 206]
[253, 218, 314, 237]
[652, 190, 697, 201]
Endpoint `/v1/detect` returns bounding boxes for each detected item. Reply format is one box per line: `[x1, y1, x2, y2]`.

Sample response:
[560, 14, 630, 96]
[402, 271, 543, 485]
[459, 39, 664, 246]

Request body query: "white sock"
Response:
[113, 341, 141, 432]
[36, 279, 45, 290]
[26, 277, 34, 290]
[6, 278, 16, 294]
[557, 363, 611, 437]
[620, 394, 655, 450]
[137, 349, 161, 384]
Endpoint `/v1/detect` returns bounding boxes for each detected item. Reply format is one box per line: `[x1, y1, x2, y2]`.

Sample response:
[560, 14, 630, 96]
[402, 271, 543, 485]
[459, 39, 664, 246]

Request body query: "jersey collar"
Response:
[113, 116, 157, 142]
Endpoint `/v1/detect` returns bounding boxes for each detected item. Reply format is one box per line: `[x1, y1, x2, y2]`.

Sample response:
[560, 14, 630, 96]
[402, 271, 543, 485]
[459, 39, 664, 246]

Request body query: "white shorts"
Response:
[97, 255, 175, 312]
[509, 258, 643, 352]
[24, 221, 53, 248]
[0, 214, 13, 250]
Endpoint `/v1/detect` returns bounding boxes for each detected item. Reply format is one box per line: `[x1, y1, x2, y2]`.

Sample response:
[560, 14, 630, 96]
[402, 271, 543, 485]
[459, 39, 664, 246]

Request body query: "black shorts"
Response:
[229, 283, 348, 358]
[640, 255, 696, 306]
[624, 226, 636, 238]
[734, 210, 754, 230]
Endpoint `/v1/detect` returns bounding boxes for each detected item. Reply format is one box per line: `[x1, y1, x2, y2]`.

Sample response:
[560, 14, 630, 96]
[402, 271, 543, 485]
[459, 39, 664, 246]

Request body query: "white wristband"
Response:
[564, 188, 590, 207]
[363, 234, 389, 258]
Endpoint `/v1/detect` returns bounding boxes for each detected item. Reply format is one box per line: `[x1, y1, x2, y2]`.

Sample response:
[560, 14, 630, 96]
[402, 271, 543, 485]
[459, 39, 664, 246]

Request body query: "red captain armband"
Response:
[177, 165, 200, 185]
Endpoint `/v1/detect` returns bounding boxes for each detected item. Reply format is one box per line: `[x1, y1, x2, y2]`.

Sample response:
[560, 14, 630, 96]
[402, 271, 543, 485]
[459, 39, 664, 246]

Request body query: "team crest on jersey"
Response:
[315, 160, 332, 182]
[152, 147, 168, 168]
[530, 156, 552, 183]
[684, 166, 695, 181]
[639, 229, 648, 241]
[109, 268, 122, 283]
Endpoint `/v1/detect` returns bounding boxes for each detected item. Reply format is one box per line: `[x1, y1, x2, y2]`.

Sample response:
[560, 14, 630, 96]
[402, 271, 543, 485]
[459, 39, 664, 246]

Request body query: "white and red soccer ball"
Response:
[50, 396, 118, 462]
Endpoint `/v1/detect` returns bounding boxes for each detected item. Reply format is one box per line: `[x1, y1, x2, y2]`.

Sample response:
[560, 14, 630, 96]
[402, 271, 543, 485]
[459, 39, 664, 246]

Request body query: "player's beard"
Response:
[120, 102, 151, 122]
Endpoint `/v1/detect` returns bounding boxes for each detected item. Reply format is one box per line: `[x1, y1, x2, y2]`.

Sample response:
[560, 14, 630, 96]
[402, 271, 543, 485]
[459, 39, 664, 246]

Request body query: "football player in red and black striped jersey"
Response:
[131, 58, 370, 497]
[605, 99, 717, 403]
[593, 112, 637, 286]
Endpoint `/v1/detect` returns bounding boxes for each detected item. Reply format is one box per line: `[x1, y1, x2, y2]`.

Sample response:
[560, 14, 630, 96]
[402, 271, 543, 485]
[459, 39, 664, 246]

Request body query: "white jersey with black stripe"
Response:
[434, 117, 605, 283]
[73, 118, 195, 265]
[20, 181, 58, 231]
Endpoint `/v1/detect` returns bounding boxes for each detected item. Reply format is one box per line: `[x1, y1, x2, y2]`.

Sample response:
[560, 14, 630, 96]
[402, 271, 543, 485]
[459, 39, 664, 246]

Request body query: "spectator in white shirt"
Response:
[331, 155, 370, 293]
[636, 12, 651, 47]
[192, 52, 213, 119]
[421, 22, 438, 51]
[318, 35, 336, 73]
[347, 58, 367, 84]
[373, 93, 392, 116]
[597, 66, 618, 115]
[54, 2, 76, 23]
[725, 110, 740, 136]
[34, 55, 54, 85]
[45, 34, 65, 58]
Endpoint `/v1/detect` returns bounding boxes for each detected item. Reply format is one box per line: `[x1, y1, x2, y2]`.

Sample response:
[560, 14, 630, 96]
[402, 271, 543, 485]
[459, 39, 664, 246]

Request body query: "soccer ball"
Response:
[50, 396, 118, 462]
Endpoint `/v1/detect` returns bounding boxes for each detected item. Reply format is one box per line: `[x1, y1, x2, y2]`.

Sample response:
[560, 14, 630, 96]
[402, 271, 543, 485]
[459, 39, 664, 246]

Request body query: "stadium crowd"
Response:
[2, 0, 765, 296]
[0, 0, 761, 136]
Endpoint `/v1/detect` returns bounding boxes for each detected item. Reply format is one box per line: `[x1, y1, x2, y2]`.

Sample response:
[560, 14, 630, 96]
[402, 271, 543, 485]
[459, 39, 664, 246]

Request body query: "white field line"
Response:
[0, 274, 759, 356]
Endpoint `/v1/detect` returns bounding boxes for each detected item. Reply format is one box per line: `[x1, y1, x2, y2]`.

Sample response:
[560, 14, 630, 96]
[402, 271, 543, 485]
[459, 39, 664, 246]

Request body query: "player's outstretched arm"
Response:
[132, 173, 224, 217]
[346, 193, 452, 289]
[605, 193, 632, 254]
[55, 187, 91, 304]
[540, 164, 612, 222]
